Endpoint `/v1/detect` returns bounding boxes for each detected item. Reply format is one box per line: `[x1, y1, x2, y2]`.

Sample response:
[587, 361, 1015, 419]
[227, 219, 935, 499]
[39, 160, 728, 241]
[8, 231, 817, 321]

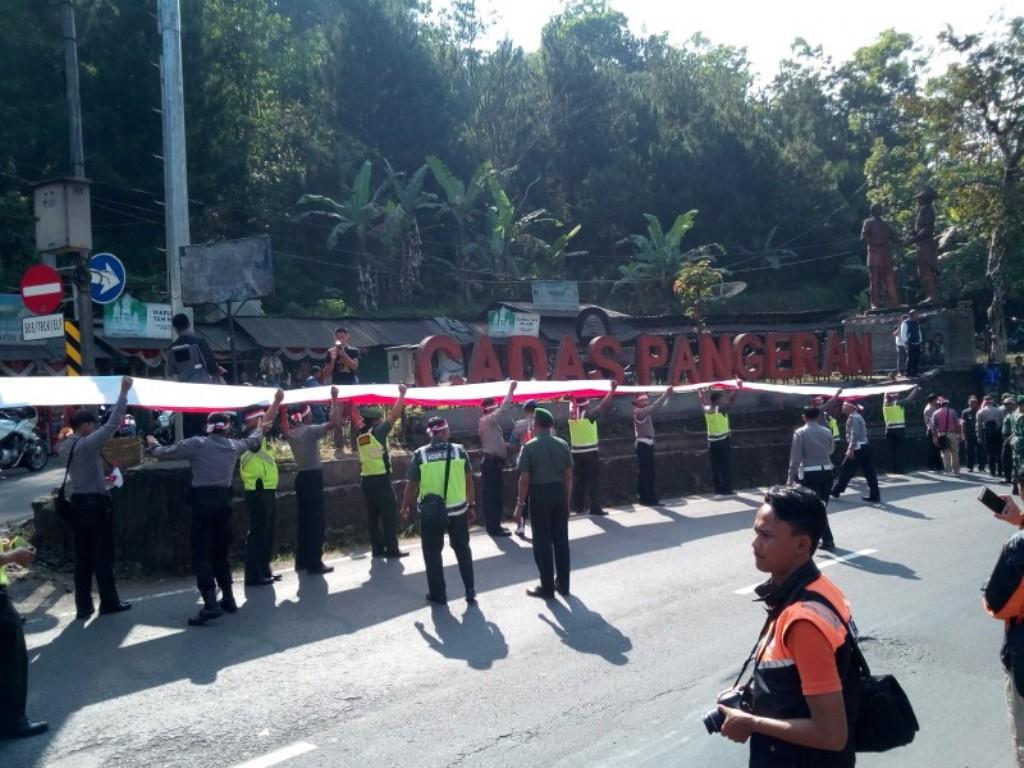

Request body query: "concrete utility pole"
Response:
[62, 0, 95, 374]
[158, 0, 190, 318]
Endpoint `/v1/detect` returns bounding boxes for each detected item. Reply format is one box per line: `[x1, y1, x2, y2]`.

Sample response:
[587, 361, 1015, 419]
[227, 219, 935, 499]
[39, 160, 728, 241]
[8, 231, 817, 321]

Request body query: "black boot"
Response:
[188, 589, 224, 626]
[219, 584, 238, 614]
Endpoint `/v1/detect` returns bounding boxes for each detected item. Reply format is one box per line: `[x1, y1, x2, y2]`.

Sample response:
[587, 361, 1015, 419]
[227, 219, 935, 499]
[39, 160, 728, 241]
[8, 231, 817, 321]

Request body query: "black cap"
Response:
[69, 409, 96, 428]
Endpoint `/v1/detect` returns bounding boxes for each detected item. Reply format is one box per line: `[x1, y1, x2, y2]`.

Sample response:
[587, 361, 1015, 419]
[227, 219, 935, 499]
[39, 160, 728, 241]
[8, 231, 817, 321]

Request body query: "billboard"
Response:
[180, 235, 273, 305]
[103, 294, 173, 339]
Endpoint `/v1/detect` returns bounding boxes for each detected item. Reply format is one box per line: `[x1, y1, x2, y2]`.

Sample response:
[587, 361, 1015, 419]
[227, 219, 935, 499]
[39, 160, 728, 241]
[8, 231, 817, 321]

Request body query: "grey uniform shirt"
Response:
[634, 393, 670, 443]
[978, 405, 1006, 438]
[846, 412, 868, 450]
[478, 394, 512, 458]
[788, 422, 836, 484]
[58, 393, 129, 495]
[287, 422, 331, 471]
[149, 430, 263, 488]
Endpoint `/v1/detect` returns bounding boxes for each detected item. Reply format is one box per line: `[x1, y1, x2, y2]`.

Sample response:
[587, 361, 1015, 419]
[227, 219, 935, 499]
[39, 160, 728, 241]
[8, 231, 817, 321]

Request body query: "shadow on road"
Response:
[414, 603, 508, 670]
[538, 595, 632, 666]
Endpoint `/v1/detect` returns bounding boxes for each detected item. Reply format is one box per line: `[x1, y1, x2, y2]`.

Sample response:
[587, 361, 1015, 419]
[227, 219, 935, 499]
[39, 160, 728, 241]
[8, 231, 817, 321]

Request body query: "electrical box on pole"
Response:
[33, 178, 92, 254]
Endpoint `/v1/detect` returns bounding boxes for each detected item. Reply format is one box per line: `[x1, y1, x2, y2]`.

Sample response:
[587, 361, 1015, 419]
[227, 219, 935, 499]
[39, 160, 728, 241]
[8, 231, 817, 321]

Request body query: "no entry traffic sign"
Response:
[19, 264, 64, 315]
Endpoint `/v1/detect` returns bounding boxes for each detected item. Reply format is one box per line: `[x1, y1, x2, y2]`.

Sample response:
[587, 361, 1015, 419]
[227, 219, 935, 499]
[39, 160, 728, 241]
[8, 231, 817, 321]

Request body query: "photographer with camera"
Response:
[713, 486, 858, 766]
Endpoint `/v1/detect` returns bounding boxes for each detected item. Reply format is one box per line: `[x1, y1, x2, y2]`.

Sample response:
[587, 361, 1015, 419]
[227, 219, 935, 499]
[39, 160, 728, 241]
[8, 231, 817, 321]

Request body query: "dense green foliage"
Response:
[1, 1, 1021, 336]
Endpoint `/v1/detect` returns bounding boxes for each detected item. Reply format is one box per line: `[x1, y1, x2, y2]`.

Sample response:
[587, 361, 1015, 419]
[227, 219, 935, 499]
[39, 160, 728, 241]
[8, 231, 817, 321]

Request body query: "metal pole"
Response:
[74, 253, 96, 374]
[158, 0, 190, 318]
[228, 301, 237, 383]
[62, 1, 85, 179]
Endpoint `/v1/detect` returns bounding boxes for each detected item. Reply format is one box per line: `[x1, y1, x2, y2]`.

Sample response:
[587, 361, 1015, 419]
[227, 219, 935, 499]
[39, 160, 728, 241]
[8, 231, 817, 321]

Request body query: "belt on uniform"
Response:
[803, 465, 831, 472]
[70, 492, 108, 499]
[635, 438, 654, 446]
[886, 424, 906, 429]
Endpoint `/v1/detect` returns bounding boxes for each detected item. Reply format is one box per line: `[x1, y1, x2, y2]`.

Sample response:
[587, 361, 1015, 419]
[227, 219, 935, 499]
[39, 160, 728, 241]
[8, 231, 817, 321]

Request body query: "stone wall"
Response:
[32, 370, 978, 576]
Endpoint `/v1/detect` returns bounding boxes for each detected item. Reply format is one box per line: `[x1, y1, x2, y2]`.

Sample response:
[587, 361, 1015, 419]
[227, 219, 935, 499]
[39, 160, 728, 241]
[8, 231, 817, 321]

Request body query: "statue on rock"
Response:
[905, 186, 940, 305]
[860, 202, 901, 310]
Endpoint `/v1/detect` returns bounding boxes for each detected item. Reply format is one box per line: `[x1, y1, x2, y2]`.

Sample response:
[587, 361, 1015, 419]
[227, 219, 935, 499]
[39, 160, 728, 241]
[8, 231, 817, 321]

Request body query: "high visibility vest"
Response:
[883, 404, 906, 429]
[417, 443, 469, 513]
[826, 415, 840, 438]
[358, 430, 388, 477]
[705, 409, 730, 441]
[0, 536, 28, 588]
[568, 417, 599, 452]
[239, 439, 279, 491]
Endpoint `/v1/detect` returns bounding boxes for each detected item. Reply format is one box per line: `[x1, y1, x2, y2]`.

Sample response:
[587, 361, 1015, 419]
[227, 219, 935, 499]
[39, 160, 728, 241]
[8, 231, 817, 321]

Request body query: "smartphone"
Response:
[980, 487, 1006, 514]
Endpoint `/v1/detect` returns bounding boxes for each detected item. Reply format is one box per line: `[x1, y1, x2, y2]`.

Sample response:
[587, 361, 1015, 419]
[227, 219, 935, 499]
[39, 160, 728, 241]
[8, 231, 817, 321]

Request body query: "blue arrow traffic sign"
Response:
[89, 252, 127, 305]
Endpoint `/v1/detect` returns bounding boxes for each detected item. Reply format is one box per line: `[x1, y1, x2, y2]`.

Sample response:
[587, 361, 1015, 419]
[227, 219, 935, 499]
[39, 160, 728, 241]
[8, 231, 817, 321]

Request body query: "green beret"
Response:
[360, 406, 384, 421]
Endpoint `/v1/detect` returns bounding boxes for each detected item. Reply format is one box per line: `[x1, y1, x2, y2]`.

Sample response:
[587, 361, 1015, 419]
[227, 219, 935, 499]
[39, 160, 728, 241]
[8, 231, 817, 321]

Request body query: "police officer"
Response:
[353, 383, 409, 559]
[1005, 397, 1020, 488]
[515, 407, 573, 599]
[239, 407, 281, 586]
[883, 386, 918, 474]
[831, 400, 881, 503]
[284, 388, 344, 575]
[787, 406, 837, 551]
[633, 386, 673, 506]
[146, 390, 283, 626]
[58, 375, 134, 620]
[400, 417, 477, 605]
[718, 486, 857, 763]
[698, 383, 739, 495]
[568, 382, 617, 516]
[478, 380, 517, 537]
[0, 540, 47, 739]
[511, 400, 538, 538]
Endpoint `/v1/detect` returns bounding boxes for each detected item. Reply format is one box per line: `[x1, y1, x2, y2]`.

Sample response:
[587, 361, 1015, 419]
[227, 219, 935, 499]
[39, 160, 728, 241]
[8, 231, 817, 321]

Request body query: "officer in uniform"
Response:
[146, 390, 283, 626]
[831, 401, 881, 503]
[882, 386, 918, 474]
[787, 406, 837, 551]
[511, 400, 538, 538]
[698, 384, 740, 495]
[400, 417, 477, 605]
[58, 375, 134, 620]
[515, 407, 574, 599]
[0, 539, 47, 739]
[478, 381, 517, 537]
[352, 383, 409, 559]
[811, 391, 843, 468]
[284, 387, 344, 575]
[568, 382, 617, 516]
[239, 407, 281, 586]
[632, 386, 673, 505]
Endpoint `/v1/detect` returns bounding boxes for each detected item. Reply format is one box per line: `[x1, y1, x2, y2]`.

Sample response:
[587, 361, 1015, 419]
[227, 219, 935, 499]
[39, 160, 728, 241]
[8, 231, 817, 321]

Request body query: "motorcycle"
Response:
[0, 407, 49, 472]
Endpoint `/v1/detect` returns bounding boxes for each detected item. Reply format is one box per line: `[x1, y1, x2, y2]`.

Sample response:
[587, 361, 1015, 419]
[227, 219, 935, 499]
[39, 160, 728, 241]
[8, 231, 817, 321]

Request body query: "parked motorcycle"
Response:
[0, 407, 49, 472]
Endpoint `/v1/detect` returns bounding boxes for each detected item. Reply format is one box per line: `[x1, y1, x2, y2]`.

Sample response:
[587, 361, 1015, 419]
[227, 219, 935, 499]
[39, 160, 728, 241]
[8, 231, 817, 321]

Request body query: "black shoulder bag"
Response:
[418, 444, 452, 531]
[804, 592, 920, 752]
[55, 438, 79, 522]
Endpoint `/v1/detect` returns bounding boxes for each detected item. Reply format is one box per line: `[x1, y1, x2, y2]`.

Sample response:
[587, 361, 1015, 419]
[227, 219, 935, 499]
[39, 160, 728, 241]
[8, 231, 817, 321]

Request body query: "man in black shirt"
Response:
[961, 396, 981, 472]
[170, 313, 221, 438]
[324, 327, 360, 385]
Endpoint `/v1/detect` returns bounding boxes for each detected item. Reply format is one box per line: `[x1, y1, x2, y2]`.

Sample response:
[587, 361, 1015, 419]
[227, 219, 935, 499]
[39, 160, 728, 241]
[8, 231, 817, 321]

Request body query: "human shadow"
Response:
[878, 502, 932, 520]
[414, 603, 508, 671]
[830, 551, 920, 581]
[538, 595, 632, 666]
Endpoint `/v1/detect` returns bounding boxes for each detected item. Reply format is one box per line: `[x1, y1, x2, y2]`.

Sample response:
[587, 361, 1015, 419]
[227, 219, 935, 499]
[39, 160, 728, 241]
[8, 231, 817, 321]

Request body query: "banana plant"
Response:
[426, 156, 492, 301]
[298, 160, 386, 310]
[381, 161, 438, 302]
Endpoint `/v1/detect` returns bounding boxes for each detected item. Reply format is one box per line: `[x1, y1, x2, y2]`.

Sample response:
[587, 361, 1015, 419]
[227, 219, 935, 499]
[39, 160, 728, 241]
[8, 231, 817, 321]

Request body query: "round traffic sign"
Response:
[19, 264, 64, 315]
[89, 252, 127, 305]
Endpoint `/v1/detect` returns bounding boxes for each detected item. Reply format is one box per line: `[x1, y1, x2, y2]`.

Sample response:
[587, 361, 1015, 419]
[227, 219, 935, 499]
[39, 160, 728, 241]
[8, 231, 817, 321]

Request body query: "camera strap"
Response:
[731, 614, 774, 689]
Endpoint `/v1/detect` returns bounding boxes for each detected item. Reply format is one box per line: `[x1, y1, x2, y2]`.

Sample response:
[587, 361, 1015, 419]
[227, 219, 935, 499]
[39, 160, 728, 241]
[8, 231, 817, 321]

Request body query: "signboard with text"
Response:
[103, 294, 173, 339]
[531, 281, 579, 311]
[487, 307, 541, 338]
[22, 313, 64, 341]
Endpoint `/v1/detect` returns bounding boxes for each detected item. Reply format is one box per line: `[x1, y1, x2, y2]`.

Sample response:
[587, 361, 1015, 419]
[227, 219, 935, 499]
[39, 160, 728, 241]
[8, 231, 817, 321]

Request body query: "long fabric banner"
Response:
[0, 376, 917, 412]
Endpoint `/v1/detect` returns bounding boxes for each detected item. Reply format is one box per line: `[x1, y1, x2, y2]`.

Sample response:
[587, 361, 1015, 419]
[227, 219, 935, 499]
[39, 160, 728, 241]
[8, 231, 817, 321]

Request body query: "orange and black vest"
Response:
[984, 530, 1024, 679]
[750, 563, 859, 768]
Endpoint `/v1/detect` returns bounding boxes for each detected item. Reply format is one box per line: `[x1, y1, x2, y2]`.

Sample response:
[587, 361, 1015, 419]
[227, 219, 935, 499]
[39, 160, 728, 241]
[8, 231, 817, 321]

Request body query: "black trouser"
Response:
[987, 432, 1004, 477]
[294, 469, 325, 571]
[362, 474, 399, 556]
[800, 469, 835, 546]
[70, 493, 121, 615]
[831, 445, 880, 500]
[709, 437, 733, 494]
[481, 454, 506, 532]
[886, 428, 906, 474]
[0, 591, 28, 730]
[963, 437, 978, 471]
[529, 482, 570, 594]
[926, 431, 943, 471]
[420, 510, 474, 602]
[571, 451, 602, 514]
[243, 485, 276, 582]
[191, 487, 233, 596]
[1005, 441, 1015, 484]
[636, 442, 658, 504]
[907, 342, 922, 376]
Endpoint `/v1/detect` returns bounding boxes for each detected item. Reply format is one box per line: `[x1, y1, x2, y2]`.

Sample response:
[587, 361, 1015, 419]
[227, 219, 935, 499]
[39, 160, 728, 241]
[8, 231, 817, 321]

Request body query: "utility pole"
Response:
[158, 0, 190, 318]
[62, 0, 95, 374]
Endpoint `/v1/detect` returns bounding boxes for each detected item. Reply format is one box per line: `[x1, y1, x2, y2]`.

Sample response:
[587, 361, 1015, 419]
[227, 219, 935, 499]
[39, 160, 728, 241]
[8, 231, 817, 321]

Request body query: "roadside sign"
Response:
[19, 264, 64, 315]
[89, 252, 127, 304]
[22, 312, 64, 341]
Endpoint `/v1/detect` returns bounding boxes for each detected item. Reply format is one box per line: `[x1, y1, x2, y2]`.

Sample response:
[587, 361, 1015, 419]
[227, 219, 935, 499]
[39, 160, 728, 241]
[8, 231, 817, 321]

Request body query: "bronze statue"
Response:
[905, 187, 940, 304]
[860, 202, 901, 309]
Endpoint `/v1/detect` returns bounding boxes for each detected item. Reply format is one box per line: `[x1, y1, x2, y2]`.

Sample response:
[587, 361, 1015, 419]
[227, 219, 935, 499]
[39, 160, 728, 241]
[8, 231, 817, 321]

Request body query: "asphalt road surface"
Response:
[0, 464, 64, 526]
[1, 470, 1017, 767]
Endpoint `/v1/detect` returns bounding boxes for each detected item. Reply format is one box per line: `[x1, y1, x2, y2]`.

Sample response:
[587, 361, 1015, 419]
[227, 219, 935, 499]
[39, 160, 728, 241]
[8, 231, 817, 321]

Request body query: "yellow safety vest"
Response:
[827, 415, 839, 438]
[568, 417, 599, 452]
[358, 430, 388, 477]
[705, 409, 730, 441]
[239, 439, 279, 491]
[883, 404, 906, 429]
[0, 535, 28, 588]
[417, 443, 469, 512]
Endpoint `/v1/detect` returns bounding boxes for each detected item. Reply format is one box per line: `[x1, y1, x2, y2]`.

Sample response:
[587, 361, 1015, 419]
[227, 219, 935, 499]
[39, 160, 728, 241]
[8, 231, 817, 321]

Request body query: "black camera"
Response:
[703, 688, 750, 734]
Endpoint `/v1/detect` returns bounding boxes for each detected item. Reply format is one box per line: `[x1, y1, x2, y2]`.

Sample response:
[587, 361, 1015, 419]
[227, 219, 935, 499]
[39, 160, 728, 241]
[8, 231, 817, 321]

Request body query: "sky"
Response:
[442, 0, 1015, 81]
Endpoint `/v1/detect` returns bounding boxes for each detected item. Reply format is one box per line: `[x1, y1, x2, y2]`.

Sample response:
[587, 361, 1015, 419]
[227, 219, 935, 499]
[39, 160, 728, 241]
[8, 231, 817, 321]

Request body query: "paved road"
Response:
[0, 464, 64, 526]
[1, 471, 1017, 767]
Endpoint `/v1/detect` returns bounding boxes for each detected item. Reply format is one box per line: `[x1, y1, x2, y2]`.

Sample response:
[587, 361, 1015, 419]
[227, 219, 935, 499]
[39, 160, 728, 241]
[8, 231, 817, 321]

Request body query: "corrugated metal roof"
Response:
[234, 317, 337, 350]
[197, 324, 256, 353]
[233, 316, 471, 350]
[495, 301, 630, 319]
[0, 341, 65, 361]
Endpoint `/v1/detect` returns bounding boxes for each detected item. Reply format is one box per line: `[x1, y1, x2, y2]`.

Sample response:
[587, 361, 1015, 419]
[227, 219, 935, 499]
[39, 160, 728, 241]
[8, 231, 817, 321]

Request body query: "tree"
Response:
[381, 161, 436, 302]
[426, 156, 491, 301]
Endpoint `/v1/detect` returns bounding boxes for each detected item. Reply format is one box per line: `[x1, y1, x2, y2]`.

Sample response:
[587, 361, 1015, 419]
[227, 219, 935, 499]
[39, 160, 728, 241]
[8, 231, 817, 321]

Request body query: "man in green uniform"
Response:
[0, 539, 47, 739]
[352, 383, 409, 559]
[1011, 396, 1024, 496]
[401, 417, 477, 605]
[240, 407, 281, 586]
[568, 382, 617, 516]
[515, 408, 574, 599]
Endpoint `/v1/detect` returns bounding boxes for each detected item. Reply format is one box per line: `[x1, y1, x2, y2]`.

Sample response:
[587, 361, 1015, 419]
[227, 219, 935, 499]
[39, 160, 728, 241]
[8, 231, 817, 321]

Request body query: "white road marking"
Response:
[733, 548, 879, 596]
[231, 741, 317, 768]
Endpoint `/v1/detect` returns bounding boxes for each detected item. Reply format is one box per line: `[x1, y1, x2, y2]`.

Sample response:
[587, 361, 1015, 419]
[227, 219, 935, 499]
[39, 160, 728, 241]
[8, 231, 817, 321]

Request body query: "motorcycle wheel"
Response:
[21, 442, 48, 472]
